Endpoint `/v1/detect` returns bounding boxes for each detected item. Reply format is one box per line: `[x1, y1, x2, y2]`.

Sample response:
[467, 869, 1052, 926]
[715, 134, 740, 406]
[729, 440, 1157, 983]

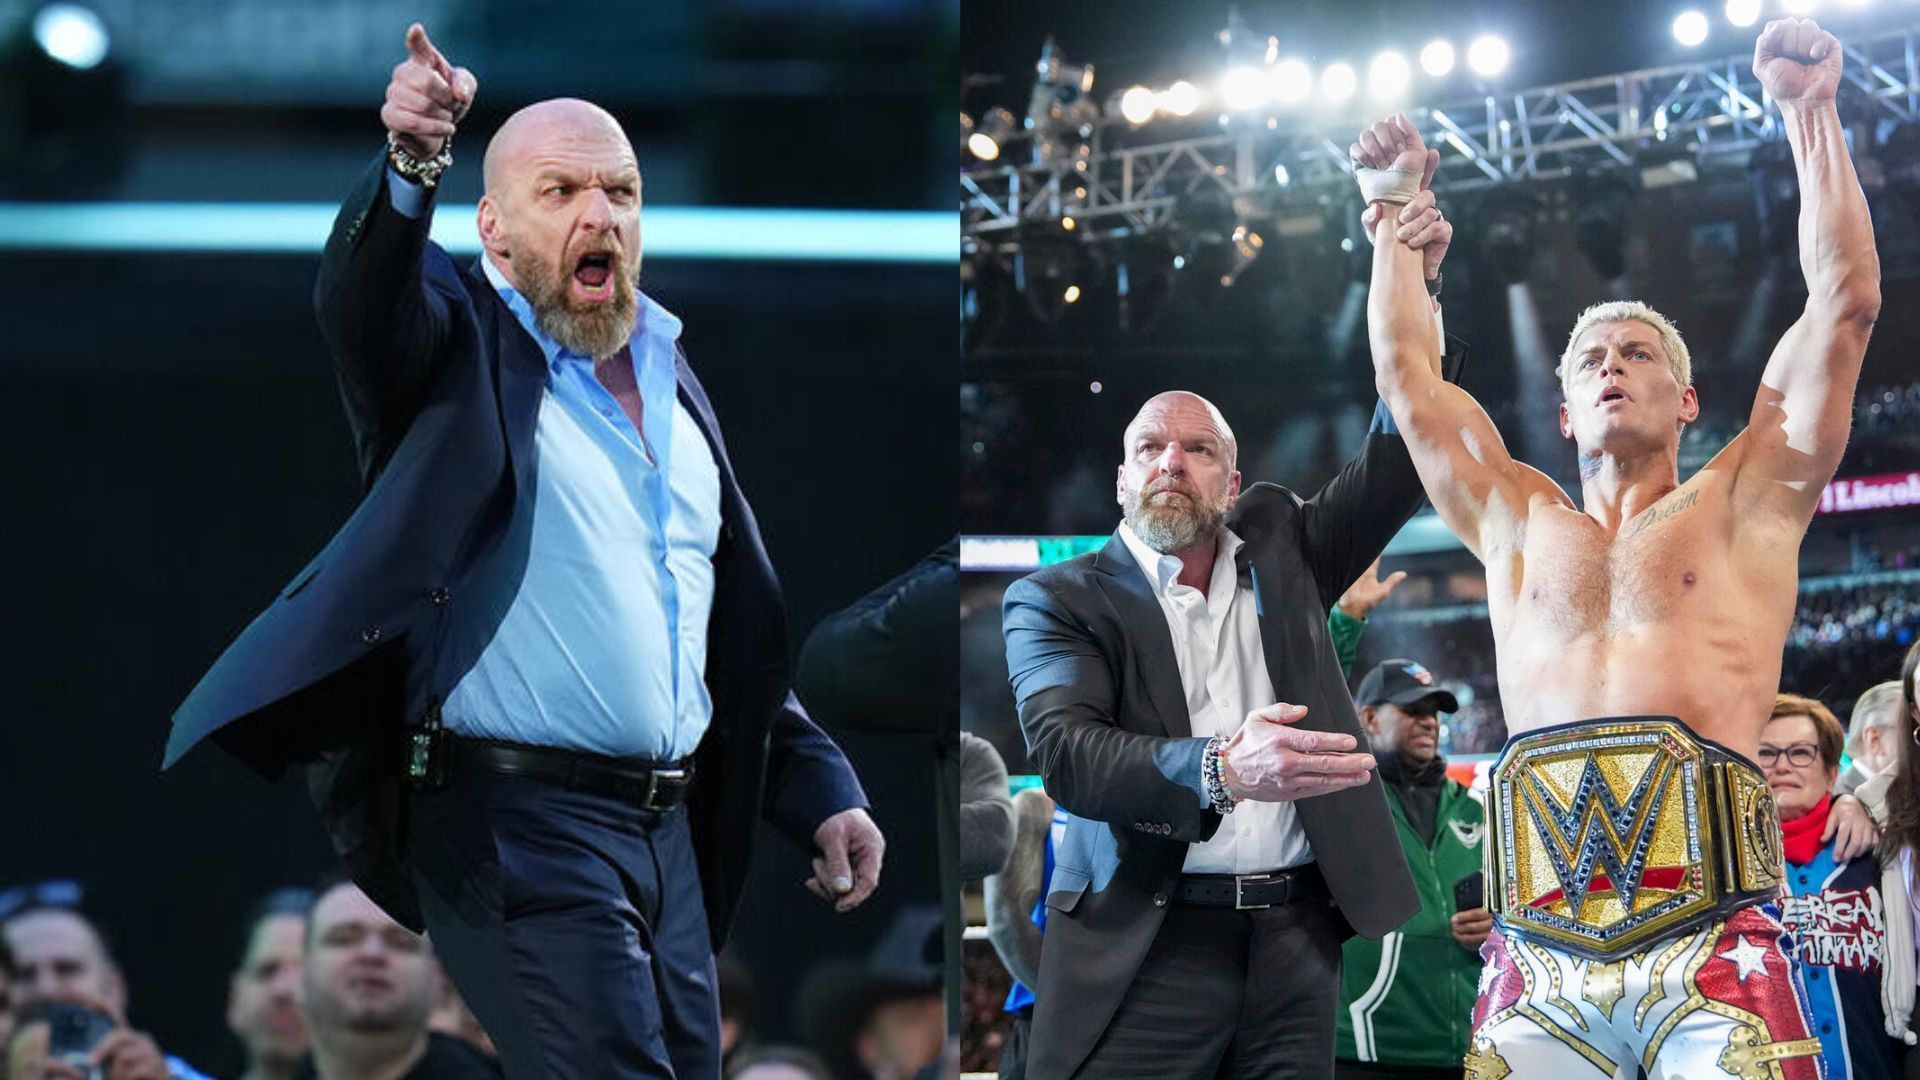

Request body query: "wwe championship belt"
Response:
[1486, 717, 1784, 961]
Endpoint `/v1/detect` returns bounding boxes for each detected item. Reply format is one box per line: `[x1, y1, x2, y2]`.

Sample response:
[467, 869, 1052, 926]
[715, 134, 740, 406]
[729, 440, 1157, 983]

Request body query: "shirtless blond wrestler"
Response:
[1353, 18, 1880, 1080]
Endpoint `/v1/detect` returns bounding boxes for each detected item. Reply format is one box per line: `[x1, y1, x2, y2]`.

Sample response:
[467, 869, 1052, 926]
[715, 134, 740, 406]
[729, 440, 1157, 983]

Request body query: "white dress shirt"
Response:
[1118, 521, 1313, 874]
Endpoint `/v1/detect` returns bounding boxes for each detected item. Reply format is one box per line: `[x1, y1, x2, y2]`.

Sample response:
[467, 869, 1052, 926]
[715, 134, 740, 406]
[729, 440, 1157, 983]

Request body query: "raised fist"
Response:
[381, 23, 477, 159]
[1350, 112, 1438, 186]
[1753, 18, 1842, 107]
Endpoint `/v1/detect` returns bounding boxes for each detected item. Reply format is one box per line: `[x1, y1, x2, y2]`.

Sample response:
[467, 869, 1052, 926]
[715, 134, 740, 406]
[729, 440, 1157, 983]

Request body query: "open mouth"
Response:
[1597, 386, 1629, 405]
[572, 251, 616, 301]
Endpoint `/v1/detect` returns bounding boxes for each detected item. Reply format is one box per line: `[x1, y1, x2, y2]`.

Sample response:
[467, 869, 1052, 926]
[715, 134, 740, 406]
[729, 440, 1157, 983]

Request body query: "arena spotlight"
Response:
[1672, 11, 1709, 47]
[1725, 0, 1762, 26]
[1467, 35, 1511, 78]
[1321, 63, 1358, 103]
[32, 3, 108, 70]
[968, 107, 1015, 161]
[1368, 51, 1411, 99]
[1420, 40, 1456, 77]
[1119, 85, 1158, 124]
[1268, 58, 1313, 104]
[1161, 80, 1201, 117]
[1222, 65, 1267, 111]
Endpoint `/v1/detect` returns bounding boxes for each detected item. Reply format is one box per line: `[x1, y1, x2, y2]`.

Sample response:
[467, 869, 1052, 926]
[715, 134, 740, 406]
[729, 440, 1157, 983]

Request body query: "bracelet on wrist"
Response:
[1202, 735, 1238, 814]
[386, 129, 453, 190]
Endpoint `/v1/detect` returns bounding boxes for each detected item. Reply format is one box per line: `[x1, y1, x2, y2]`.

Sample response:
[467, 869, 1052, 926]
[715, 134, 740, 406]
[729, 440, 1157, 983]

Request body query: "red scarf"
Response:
[1781, 794, 1831, 866]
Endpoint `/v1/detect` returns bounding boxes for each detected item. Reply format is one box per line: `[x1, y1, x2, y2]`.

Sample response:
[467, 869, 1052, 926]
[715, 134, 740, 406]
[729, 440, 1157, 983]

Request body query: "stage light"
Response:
[1420, 40, 1455, 77]
[1064, 284, 1082, 304]
[1782, 0, 1817, 12]
[1322, 63, 1357, 102]
[1222, 65, 1267, 111]
[1467, 35, 1510, 77]
[1161, 80, 1201, 117]
[1672, 11, 1709, 47]
[1120, 85, 1157, 124]
[1725, 0, 1762, 26]
[1368, 51, 1411, 99]
[1268, 58, 1313, 104]
[1061, 216, 1076, 231]
[33, 4, 108, 70]
[1274, 164, 1291, 186]
[968, 107, 1015, 161]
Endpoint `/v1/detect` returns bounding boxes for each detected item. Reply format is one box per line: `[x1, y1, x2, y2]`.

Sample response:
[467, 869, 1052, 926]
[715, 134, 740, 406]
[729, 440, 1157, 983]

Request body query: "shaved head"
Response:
[482, 98, 633, 198]
[1124, 392, 1238, 471]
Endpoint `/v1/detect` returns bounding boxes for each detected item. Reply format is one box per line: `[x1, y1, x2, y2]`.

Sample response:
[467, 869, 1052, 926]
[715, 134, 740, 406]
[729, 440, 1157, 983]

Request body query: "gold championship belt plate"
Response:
[1485, 717, 1784, 961]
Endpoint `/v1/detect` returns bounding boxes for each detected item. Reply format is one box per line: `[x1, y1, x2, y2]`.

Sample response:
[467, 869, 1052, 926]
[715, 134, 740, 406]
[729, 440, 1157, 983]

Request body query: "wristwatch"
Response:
[386, 129, 452, 189]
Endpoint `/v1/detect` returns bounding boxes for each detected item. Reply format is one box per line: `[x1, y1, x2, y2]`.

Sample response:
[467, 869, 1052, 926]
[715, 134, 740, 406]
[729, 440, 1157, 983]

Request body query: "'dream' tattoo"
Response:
[1629, 488, 1699, 536]
[1579, 452, 1603, 482]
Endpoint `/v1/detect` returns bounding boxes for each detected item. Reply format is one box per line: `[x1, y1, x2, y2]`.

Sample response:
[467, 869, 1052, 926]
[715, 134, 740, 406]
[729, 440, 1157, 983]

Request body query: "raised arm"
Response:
[1734, 19, 1881, 524]
[1356, 114, 1562, 561]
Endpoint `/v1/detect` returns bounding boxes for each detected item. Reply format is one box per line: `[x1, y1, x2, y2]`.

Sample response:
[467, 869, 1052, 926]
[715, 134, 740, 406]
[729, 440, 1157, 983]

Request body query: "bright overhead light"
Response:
[1222, 65, 1267, 111]
[967, 107, 1016, 162]
[1467, 35, 1510, 77]
[1368, 51, 1411, 99]
[1268, 58, 1313, 104]
[1782, 0, 1817, 12]
[1724, 0, 1762, 25]
[1273, 164, 1291, 186]
[1063, 284, 1082, 304]
[1161, 80, 1201, 117]
[1119, 86, 1158, 124]
[1321, 62, 1357, 102]
[1420, 40, 1455, 77]
[1672, 10, 1709, 46]
[34, 3, 110, 70]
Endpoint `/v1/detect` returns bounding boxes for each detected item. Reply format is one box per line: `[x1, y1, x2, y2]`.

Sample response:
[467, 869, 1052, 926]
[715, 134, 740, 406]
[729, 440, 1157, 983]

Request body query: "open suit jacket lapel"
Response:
[1092, 532, 1192, 739]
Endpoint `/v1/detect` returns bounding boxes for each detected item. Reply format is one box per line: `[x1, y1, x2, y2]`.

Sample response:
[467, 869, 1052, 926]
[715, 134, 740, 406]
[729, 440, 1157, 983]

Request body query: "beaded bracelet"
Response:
[1202, 734, 1238, 814]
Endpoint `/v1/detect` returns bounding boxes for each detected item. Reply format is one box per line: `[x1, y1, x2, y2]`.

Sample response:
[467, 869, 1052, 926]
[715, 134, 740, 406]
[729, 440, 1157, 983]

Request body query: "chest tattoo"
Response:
[1629, 488, 1699, 537]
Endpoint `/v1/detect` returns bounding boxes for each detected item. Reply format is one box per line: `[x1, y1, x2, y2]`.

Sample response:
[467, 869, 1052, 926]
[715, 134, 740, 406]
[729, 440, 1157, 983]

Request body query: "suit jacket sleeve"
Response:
[1003, 574, 1220, 844]
[760, 690, 870, 849]
[1299, 333, 1471, 612]
[312, 155, 459, 478]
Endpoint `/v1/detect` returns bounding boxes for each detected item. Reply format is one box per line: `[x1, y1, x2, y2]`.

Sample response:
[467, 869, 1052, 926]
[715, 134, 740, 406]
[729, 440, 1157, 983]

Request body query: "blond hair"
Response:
[1557, 300, 1692, 396]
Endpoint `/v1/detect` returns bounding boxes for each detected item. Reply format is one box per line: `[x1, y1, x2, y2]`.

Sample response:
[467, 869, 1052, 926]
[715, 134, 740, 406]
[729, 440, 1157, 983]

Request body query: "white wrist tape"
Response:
[1353, 163, 1422, 205]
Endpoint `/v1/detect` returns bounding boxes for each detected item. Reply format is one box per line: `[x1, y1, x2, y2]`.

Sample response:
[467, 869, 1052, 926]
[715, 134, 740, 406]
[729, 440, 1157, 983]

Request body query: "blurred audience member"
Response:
[294, 881, 498, 1080]
[1, 904, 208, 1078]
[1335, 659, 1485, 1079]
[983, 789, 1059, 1080]
[959, 732, 1013, 881]
[1867, 639, 1920, 1063]
[423, 982, 492, 1061]
[0, 933, 14, 1052]
[1767, 693, 1906, 1078]
[228, 888, 312, 1080]
[796, 906, 944, 1080]
[727, 1044, 834, 1080]
[1839, 681, 1907, 795]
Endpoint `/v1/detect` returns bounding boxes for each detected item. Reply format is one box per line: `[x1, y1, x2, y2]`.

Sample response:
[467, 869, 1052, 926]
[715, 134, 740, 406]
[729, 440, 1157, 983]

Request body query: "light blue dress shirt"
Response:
[388, 171, 723, 760]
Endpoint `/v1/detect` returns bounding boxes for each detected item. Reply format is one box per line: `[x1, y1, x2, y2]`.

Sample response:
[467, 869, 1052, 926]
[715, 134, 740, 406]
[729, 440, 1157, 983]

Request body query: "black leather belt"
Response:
[452, 739, 693, 812]
[1173, 863, 1326, 910]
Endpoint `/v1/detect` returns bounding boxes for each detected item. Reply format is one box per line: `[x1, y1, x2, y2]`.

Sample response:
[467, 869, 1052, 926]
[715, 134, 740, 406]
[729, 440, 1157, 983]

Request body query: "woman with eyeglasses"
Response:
[1764, 691, 1907, 1078]
[1864, 638, 1920, 1077]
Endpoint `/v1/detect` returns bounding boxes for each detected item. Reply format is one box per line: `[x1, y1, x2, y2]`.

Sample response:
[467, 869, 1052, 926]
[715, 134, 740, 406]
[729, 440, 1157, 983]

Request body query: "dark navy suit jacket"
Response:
[164, 158, 867, 946]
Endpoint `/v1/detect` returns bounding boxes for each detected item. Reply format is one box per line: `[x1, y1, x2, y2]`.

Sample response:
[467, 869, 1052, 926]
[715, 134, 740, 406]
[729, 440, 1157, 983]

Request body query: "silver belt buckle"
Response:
[642, 767, 686, 811]
[1235, 872, 1274, 910]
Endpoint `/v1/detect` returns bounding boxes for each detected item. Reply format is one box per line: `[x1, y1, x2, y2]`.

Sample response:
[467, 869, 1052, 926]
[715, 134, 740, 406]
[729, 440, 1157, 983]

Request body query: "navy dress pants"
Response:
[408, 769, 720, 1079]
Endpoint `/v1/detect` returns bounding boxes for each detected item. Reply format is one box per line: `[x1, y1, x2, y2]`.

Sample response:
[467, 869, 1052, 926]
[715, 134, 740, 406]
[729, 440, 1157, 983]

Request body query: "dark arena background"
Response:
[960, 0, 1920, 1072]
[0, 0, 956, 1075]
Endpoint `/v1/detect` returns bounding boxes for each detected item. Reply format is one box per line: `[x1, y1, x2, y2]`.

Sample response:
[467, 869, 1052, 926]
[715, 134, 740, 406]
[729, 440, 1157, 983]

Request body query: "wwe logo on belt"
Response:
[1521, 753, 1676, 916]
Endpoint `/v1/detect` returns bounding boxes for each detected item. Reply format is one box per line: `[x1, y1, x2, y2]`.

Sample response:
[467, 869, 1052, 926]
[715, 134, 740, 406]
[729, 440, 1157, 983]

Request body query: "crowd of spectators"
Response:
[0, 886, 946, 1080]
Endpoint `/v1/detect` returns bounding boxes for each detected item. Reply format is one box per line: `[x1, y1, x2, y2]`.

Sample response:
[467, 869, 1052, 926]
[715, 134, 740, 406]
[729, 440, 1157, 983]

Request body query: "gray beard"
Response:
[1123, 487, 1225, 554]
[519, 249, 638, 359]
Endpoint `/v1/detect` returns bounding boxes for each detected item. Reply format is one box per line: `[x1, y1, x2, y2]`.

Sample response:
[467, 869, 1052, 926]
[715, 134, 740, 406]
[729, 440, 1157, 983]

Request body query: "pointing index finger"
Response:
[407, 23, 454, 80]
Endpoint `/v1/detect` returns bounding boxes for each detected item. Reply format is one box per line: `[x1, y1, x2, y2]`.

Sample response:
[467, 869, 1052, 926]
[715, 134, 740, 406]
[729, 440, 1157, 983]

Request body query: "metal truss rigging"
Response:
[961, 27, 1920, 245]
